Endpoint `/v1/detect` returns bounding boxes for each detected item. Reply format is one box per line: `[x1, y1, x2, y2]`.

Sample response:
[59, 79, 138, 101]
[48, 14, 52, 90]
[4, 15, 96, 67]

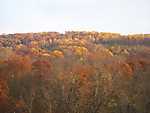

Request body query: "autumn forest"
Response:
[0, 31, 150, 113]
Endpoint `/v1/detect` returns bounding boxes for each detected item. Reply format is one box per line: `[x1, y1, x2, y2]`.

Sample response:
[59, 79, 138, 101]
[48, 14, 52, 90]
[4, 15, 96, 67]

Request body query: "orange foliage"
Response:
[103, 58, 133, 78]
[15, 100, 26, 110]
[0, 80, 11, 113]
[6, 55, 32, 78]
[72, 64, 95, 99]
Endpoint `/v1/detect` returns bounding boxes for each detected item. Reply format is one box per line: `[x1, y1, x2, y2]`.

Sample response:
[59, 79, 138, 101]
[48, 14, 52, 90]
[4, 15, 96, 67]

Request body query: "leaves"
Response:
[0, 32, 150, 113]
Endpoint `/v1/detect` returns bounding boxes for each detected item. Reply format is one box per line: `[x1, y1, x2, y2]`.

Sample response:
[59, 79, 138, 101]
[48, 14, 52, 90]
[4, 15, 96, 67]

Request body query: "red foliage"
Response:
[32, 60, 52, 80]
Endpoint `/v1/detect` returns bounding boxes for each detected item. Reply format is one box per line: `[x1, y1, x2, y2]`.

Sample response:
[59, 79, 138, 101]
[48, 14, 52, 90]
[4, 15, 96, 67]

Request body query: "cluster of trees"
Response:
[0, 32, 150, 113]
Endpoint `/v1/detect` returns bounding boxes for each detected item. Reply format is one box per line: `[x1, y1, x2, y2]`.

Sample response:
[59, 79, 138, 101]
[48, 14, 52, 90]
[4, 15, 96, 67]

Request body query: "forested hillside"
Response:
[0, 31, 150, 113]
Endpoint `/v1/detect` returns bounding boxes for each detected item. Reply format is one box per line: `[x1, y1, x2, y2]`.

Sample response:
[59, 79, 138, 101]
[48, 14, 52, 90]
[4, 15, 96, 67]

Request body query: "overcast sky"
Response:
[0, 0, 150, 34]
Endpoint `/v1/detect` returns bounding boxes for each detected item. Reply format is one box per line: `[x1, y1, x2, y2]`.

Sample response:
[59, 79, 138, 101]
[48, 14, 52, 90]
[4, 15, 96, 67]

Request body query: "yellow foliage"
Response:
[31, 41, 38, 45]
[16, 44, 24, 49]
[31, 48, 39, 54]
[51, 50, 64, 58]
[0, 48, 14, 60]
[42, 53, 51, 57]
[74, 46, 88, 56]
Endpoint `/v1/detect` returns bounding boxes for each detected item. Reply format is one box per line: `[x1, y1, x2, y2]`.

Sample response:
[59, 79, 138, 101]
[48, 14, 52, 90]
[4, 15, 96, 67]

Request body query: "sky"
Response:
[0, 0, 150, 34]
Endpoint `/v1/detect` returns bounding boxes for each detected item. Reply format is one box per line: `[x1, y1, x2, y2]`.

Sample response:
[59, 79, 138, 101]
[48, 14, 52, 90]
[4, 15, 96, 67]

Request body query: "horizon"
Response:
[1, 30, 150, 36]
[0, 0, 150, 35]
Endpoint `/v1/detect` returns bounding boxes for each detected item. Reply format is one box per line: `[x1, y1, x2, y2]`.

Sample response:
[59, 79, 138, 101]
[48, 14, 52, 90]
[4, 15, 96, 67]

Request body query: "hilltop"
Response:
[0, 31, 150, 113]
